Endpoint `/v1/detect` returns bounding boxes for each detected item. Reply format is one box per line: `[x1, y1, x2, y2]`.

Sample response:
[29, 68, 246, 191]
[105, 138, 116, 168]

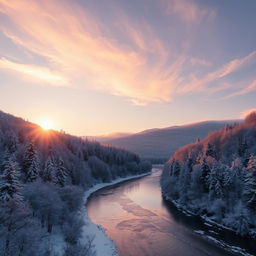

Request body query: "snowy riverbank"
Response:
[162, 194, 255, 256]
[81, 169, 155, 256]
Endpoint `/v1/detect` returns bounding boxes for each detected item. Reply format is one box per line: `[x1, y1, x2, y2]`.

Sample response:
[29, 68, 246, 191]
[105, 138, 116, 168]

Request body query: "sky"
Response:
[0, 0, 256, 136]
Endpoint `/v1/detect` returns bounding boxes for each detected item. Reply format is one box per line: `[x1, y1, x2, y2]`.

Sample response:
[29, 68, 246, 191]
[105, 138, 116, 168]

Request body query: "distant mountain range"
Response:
[88, 120, 241, 160]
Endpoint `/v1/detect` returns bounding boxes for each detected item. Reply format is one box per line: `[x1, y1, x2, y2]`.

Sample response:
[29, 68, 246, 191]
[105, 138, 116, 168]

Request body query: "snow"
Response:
[81, 170, 153, 256]
[43, 230, 65, 256]
[194, 230, 254, 256]
[194, 230, 205, 235]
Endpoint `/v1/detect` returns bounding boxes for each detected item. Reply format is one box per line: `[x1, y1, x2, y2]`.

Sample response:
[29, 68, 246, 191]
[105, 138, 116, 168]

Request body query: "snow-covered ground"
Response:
[81, 170, 154, 256]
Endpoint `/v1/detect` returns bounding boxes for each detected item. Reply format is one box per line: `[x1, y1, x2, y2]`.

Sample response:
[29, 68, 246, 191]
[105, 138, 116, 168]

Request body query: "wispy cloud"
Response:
[190, 57, 211, 67]
[224, 80, 256, 99]
[162, 0, 216, 23]
[0, 58, 67, 85]
[178, 51, 256, 94]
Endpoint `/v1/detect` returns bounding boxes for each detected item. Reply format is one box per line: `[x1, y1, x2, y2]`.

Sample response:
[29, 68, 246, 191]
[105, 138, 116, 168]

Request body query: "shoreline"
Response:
[162, 194, 255, 256]
[81, 169, 155, 256]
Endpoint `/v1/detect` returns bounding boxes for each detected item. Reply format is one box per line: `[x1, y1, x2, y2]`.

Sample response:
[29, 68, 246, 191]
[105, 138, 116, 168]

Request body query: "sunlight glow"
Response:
[38, 119, 54, 131]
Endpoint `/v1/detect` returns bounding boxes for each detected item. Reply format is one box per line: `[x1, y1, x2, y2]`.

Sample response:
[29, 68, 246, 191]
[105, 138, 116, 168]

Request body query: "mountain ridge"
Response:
[95, 120, 241, 160]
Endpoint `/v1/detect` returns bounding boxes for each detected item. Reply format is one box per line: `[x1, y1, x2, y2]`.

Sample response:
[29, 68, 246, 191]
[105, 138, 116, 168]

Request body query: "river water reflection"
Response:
[87, 169, 256, 256]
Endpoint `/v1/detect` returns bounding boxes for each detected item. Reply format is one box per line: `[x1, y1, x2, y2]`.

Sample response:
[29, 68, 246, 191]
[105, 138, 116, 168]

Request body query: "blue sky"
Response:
[0, 0, 255, 135]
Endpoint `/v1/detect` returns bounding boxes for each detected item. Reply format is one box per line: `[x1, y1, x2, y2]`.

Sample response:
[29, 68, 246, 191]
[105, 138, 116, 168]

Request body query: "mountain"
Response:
[161, 111, 256, 236]
[99, 120, 240, 161]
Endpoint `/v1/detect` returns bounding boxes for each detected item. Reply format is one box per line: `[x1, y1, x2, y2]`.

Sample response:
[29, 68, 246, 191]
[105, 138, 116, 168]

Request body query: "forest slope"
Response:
[0, 110, 151, 256]
[161, 112, 256, 236]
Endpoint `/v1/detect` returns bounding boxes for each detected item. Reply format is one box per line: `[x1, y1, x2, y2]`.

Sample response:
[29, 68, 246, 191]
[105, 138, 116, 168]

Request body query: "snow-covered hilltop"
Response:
[161, 112, 256, 236]
[0, 110, 151, 256]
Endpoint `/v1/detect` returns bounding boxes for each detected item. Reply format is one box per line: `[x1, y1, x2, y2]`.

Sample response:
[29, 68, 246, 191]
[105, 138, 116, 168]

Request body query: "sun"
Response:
[38, 119, 54, 131]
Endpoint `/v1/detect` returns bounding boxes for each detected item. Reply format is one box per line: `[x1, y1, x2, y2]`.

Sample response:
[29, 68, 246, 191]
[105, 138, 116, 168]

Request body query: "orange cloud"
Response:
[0, 0, 181, 105]
[0, 58, 67, 85]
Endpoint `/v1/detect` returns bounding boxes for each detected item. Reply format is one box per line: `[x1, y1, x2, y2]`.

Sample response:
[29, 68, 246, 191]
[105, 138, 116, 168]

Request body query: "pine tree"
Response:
[23, 142, 36, 174]
[0, 150, 10, 174]
[4, 131, 18, 153]
[234, 201, 250, 236]
[238, 137, 248, 157]
[26, 154, 39, 183]
[206, 143, 217, 159]
[172, 161, 180, 177]
[243, 154, 256, 213]
[55, 157, 67, 187]
[42, 156, 56, 183]
[0, 156, 22, 203]
[209, 162, 223, 200]
[179, 158, 192, 204]
[200, 157, 210, 193]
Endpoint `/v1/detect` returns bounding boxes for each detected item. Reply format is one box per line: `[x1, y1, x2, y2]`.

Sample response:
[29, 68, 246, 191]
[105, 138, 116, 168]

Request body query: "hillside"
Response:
[161, 112, 256, 236]
[99, 121, 239, 161]
[0, 110, 151, 256]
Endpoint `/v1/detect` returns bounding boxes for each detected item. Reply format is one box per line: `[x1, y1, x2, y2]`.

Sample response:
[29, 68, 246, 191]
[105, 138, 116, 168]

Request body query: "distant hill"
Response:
[86, 132, 131, 143]
[97, 120, 240, 160]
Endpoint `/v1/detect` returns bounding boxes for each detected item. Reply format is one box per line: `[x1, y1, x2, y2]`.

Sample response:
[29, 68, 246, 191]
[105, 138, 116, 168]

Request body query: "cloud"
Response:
[240, 108, 256, 118]
[0, 58, 67, 85]
[178, 51, 256, 94]
[163, 0, 216, 23]
[218, 51, 256, 78]
[0, 0, 183, 104]
[224, 80, 256, 99]
[0, 0, 254, 105]
[190, 57, 211, 67]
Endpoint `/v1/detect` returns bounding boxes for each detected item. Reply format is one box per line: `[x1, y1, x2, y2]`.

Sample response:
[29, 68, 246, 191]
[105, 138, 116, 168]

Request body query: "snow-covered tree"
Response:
[205, 143, 216, 159]
[55, 157, 67, 187]
[208, 162, 223, 200]
[243, 154, 256, 213]
[22, 142, 36, 174]
[172, 160, 180, 177]
[179, 158, 192, 204]
[3, 131, 18, 153]
[199, 157, 210, 193]
[26, 154, 39, 183]
[0, 150, 11, 174]
[0, 156, 22, 203]
[238, 137, 248, 157]
[41, 156, 56, 183]
[233, 201, 250, 236]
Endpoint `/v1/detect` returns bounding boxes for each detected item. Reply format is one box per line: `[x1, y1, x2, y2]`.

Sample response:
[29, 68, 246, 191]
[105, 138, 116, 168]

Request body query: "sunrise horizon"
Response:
[0, 0, 255, 136]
